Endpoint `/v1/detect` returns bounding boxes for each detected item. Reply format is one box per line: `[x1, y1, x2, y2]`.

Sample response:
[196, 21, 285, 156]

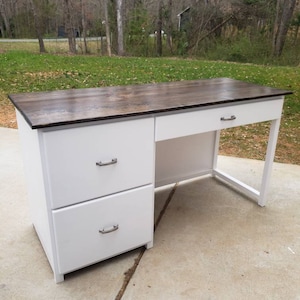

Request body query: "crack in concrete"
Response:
[115, 183, 178, 300]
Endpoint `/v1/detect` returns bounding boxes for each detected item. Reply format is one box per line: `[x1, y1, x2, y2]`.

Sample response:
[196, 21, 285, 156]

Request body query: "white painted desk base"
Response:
[16, 96, 284, 283]
[155, 118, 280, 207]
[155, 97, 283, 207]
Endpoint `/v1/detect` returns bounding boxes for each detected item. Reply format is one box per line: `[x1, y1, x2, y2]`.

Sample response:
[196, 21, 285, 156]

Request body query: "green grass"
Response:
[0, 39, 102, 55]
[0, 50, 299, 164]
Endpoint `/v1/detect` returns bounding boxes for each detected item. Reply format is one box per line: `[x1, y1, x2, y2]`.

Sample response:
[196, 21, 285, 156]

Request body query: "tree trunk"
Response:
[104, 0, 112, 56]
[273, 0, 296, 56]
[37, 36, 46, 53]
[80, 0, 88, 53]
[166, 0, 173, 54]
[272, 0, 283, 51]
[0, 23, 4, 38]
[0, 0, 12, 38]
[156, 0, 163, 56]
[294, 25, 299, 44]
[116, 0, 124, 56]
[81, 0, 88, 54]
[30, 0, 46, 53]
[64, 0, 76, 54]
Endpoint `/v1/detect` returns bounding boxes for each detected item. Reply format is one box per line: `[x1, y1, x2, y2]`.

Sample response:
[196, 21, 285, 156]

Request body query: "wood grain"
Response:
[9, 78, 292, 129]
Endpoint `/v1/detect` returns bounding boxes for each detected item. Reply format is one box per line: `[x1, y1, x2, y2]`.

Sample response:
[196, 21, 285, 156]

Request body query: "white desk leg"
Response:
[146, 241, 154, 249]
[212, 130, 221, 170]
[54, 272, 64, 283]
[213, 120, 280, 207]
[258, 118, 281, 207]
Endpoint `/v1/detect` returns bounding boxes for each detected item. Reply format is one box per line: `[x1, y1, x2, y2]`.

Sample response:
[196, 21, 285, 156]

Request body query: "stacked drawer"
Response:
[41, 118, 155, 274]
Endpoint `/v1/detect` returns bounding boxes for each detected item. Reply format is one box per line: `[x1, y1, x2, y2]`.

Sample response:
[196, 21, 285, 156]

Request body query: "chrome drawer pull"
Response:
[96, 158, 117, 167]
[220, 115, 236, 121]
[99, 224, 119, 234]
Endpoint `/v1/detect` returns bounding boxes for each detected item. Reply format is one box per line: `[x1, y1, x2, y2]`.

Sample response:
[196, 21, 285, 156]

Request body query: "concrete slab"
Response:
[1, 127, 300, 299]
[123, 159, 300, 300]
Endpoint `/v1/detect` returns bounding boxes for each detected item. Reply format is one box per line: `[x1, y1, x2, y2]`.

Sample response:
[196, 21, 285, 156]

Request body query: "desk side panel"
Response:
[16, 110, 55, 270]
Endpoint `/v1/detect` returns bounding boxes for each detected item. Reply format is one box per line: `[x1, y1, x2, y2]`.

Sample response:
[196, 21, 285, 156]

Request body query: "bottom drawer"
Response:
[52, 185, 154, 274]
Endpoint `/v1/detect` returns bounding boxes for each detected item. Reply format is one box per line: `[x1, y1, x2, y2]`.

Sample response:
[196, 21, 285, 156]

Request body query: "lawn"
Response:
[0, 50, 299, 164]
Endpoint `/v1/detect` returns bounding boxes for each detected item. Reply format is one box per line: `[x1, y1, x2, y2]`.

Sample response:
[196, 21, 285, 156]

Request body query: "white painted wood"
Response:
[16, 111, 61, 279]
[213, 169, 260, 200]
[155, 98, 284, 141]
[258, 118, 282, 206]
[155, 132, 215, 187]
[146, 241, 154, 249]
[212, 118, 282, 207]
[16, 112, 155, 282]
[52, 185, 154, 274]
[42, 118, 154, 209]
[212, 130, 221, 170]
[54, 273, 64, 284]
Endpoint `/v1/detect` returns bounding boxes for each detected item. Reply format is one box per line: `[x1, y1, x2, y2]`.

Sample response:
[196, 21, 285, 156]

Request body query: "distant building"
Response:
[177, 7, 191, 31]
[57, 26, 79, 38]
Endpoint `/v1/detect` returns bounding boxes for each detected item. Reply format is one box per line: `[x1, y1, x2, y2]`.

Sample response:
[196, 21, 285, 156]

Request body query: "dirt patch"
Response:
[24, 71, 64, 79]
[0, 101, 17, 129]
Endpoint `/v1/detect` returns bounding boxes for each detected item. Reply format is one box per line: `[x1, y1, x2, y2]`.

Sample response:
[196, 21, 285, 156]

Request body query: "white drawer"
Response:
[155, 98, 284, 141]
[42, 118, 154, 209]
[52, 185, 153, 274]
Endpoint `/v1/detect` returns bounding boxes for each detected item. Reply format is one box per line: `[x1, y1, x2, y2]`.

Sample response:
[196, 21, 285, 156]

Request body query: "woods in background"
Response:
[0, 0, 299, 60]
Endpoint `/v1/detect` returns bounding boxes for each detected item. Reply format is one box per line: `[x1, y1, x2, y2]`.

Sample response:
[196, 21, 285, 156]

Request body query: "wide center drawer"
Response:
[52, 185, 154, 274]
[42, 118, 154, 209]
[155, 98, 284, 141]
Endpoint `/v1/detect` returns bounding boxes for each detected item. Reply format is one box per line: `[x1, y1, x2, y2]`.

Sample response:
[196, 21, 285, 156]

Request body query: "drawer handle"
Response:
[96, 158, 118, 167]
[99, 224, 119, 234]
[220, 115, 236, 121]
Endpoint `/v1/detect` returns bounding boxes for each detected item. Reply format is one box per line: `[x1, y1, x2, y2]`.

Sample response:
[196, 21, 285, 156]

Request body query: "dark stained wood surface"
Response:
[9, 78, 292, 129]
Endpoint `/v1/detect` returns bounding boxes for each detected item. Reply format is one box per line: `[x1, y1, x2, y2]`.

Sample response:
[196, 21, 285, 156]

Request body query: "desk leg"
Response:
[213, 119, 281, 207]
[146, 241, 154, 249]
[258, 118, 281, 207]
[212, 130, 221, 170]
[54, 272, 64, 283]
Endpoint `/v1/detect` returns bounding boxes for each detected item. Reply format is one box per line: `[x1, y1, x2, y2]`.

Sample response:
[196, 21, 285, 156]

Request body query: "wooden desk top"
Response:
[9, 78, 292, 129]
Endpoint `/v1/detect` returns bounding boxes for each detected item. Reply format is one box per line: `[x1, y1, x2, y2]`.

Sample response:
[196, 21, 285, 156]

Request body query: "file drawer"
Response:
[52, 185, 153, 274]
[42, 118, 154, 209]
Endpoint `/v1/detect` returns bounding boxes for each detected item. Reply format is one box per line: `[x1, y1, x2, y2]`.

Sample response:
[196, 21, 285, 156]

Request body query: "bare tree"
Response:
[273, 0, 297, 56]
[29, 0, 46, 53]
[104, 0, 112, 56]
[156, 0, 163, 56]
[63, 0, 77, 53]
[80, 0, 88, 53]
[166, 0, 173, 54]
[291, 13, 300, 43]
[0, 0, 16, 37]
[184, 3, 223, 55]
[116, 0, 124, 55]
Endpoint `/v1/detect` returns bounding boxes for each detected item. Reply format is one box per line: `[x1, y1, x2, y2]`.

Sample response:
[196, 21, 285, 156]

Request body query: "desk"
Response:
[9, 78, 291, 283]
